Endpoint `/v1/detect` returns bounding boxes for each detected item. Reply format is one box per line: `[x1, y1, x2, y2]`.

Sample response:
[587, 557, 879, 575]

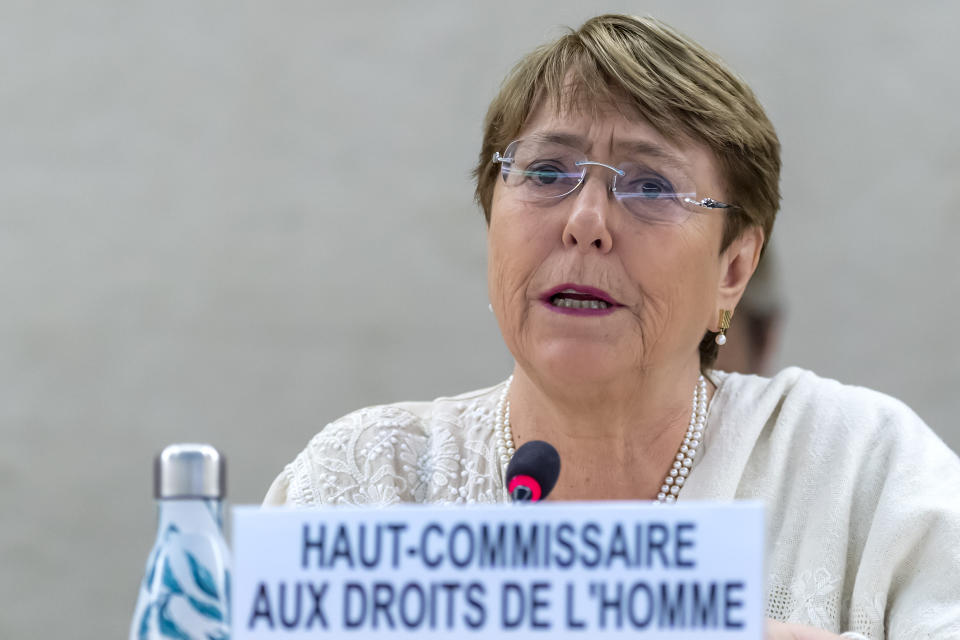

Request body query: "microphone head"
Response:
[505, 440, 561, 502]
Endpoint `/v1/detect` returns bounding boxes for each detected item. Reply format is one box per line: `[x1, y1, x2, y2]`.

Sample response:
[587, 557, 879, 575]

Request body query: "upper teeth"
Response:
[552, 297, 609, 309]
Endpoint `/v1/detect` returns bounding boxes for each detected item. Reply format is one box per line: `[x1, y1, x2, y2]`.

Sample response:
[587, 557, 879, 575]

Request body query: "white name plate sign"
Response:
[232, 501, 763, 639]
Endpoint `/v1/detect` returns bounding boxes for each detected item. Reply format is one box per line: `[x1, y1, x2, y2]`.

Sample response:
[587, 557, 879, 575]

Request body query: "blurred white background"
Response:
[1, 1, 958, 636]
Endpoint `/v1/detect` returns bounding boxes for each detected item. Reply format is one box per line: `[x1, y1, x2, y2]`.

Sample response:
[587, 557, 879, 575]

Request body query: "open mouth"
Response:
[550, 291, 611, 309]
[542, 285, 620, 311]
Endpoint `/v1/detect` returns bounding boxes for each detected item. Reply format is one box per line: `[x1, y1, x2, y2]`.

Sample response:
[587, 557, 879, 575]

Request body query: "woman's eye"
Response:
[640, 181, 664, 195]
[526, 163, 563, 185]
[628, 177, 673, 198]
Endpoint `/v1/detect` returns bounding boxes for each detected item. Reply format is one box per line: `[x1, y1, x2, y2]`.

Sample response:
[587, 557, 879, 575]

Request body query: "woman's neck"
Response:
[506, 362, 711, 501]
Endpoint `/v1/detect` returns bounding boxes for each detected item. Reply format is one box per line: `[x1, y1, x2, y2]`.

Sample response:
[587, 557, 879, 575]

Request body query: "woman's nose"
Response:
[561, 172, 615, 253]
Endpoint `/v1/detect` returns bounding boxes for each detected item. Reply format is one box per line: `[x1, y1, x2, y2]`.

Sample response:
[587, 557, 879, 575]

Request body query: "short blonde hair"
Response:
[474, 14, 781, 252]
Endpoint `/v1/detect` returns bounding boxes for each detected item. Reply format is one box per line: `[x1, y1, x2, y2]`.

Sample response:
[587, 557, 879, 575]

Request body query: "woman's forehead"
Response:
[521, 100, 697, 158]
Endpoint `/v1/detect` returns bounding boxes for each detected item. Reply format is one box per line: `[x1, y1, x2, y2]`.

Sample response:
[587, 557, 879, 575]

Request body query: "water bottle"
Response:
[130, 444, 231, 640]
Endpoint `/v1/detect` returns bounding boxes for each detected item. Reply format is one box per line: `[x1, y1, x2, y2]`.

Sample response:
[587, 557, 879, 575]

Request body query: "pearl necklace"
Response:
[494, 374, 709, 504]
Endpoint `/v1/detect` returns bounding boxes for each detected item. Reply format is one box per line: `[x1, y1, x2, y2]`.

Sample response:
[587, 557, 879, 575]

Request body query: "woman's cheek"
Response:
[627, 274, 687, 353]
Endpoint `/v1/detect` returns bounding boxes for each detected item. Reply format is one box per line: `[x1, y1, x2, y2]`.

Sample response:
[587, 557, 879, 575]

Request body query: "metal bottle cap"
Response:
[154, 443, 226, 499]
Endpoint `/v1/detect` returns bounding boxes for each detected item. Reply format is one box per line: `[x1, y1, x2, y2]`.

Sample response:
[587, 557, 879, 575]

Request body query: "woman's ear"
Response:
[715, 226, 764, 323]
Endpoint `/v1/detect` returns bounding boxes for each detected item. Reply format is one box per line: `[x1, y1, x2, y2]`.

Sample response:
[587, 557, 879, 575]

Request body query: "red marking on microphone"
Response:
[508, 474, 542, 501]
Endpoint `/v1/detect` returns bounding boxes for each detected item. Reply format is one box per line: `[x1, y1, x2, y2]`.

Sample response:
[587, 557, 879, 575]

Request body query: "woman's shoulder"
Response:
[328, 381, 507, 442]
[698, 366, 957, 497]
[712, 366, 946, 447]
[699, 365, 958, 507]
[705, 365, 959, 510]
[263, 381, 508, 507]
[707, 370, 960, 637]
[714, 365, 904, 407]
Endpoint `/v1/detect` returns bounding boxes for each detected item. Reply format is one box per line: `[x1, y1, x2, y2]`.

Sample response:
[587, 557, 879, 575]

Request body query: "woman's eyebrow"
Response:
[528, 131, 691, 170]
[528, 131, 587, 147]
[614, 140, 691, 170]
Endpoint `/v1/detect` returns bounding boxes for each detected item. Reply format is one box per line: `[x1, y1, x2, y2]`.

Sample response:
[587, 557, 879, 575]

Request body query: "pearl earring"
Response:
[488, 303, 494, 313]
[715, 309, 731, 345]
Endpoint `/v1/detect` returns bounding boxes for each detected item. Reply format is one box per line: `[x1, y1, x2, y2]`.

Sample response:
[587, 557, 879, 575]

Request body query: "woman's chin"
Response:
[526, 342, 634, 387]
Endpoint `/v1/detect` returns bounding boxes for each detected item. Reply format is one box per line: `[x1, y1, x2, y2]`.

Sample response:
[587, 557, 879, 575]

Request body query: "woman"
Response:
[265, 15, 960, 639]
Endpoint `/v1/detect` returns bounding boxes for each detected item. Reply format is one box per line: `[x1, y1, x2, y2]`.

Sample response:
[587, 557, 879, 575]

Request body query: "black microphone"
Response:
[506, 440, 561, 502]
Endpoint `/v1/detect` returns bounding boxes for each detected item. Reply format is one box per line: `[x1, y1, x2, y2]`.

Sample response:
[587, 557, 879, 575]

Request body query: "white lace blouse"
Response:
[265, 367, 960, 639]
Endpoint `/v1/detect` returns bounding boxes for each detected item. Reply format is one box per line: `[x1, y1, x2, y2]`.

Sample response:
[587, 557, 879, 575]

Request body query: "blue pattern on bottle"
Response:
[187, 595, 224, 621]
[186, 551, 220, 600]
[138, 602, 154, 640]
[158, 597, 192, 640]
[162, 558, 184, 595]
[224, 569, 231, 620]
[129, 499, 230, 639]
